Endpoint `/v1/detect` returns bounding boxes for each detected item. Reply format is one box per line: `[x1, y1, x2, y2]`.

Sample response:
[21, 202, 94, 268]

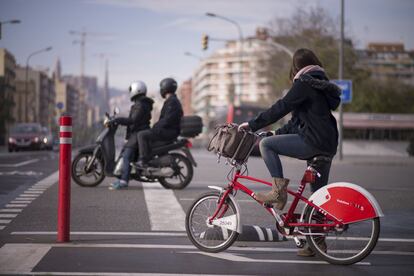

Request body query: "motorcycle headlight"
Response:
[8, 137, 16, 144]
[43, 137, 48, 144]
[33, 137, 40, 143]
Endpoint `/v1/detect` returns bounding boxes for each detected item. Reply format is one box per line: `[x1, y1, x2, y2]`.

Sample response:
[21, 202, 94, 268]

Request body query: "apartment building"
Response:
[0, 48, 17, 145]
[55, 78, 79, 123]
[178, 79, 193, 115]
[356, 42, 414, 85]
[191, 35, 274, 128]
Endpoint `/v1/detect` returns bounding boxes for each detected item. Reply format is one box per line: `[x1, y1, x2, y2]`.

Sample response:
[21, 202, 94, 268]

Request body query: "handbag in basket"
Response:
[208, 123, 257, 163]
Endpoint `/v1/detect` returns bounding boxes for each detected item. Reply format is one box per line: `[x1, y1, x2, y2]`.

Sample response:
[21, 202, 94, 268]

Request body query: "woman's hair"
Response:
[289, 48, 323, 81]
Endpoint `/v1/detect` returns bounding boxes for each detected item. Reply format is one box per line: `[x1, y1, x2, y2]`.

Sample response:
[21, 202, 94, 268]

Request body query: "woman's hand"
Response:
[238, 122, 251, 132]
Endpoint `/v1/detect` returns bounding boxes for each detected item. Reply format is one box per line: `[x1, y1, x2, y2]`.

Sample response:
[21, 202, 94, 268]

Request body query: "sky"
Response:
[1, 0, 413, 95]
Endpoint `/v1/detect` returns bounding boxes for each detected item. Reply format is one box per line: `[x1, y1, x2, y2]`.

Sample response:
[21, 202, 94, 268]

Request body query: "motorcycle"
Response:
[71, 107, 202, 189]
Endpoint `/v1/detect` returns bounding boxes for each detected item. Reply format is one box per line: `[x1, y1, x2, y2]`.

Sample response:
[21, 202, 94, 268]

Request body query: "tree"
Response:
[265, 6, 414, 114]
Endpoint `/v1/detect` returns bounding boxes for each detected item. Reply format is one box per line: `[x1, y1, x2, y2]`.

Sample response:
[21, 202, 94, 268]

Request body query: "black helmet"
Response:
[160, 78, 177, 98]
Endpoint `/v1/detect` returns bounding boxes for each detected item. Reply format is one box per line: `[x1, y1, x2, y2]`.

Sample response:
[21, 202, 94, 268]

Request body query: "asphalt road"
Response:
[0, 148, 413, 275]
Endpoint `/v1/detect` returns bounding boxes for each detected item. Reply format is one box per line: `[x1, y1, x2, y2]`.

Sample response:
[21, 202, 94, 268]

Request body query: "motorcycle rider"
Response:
[109, 80, 154, 190]
[136, 77, 183, 168]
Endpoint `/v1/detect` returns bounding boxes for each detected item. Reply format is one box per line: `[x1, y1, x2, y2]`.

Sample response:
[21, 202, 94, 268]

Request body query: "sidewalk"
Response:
[343, 140, 409, 157]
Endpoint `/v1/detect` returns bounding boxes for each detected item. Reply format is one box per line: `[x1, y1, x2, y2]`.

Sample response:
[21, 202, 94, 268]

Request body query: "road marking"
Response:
[11, 231, 414, 244]
[0, 244, 51, 274]
[14, 198, 34, 201]
[0, 214, 17, 218]
[142, 182, 186, 231]
[0, 272, 230, 276]
[0, 158, 39, 168]
[0, 242, 372, 266]
[0, 219, 12, 224]
[32, 170, 59, 186]
[18, 194, 39, 198]
[11, 231, 187, 236]
[23, 190, 44, 194]
[0, 209, 23, 213]
[187, 251, 370, 265]
[0, 171, 59, 232]
[0, 171, 43, 176]
[5, 204, 27, 208]
[186, 251, 359, 265]
[10, 201, 31, 204]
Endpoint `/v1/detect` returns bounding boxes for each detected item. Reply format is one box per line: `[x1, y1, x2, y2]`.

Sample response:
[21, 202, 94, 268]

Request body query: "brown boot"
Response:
[255, 177, 289, 210]
[297, 238, 327, 257]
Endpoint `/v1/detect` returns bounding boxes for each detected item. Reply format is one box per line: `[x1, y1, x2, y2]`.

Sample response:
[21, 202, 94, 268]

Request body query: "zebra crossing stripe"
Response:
[0, 214, 18, 218]
[0, 209, 22, 213]
[6, 204, 27, 208]
[142, 183, 186, 231]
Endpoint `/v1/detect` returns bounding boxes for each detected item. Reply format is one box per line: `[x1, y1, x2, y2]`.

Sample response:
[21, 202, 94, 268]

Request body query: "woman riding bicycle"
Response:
[239, 48, 341, 215]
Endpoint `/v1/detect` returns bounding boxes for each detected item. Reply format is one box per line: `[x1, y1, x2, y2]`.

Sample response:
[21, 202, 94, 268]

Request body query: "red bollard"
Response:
[57, 116, 72, 242]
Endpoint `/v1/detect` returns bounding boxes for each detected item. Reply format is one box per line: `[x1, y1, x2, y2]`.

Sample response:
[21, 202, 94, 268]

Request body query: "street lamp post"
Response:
[338, 0, 345, 160]
[0, 19, 21, 39]
[25, 46, 52, 122]
[206, 12, 243, 106]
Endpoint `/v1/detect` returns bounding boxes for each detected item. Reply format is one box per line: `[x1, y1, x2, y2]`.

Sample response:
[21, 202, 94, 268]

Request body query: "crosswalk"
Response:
[0, 171, 59, 231]
[142, 183, 186, 231]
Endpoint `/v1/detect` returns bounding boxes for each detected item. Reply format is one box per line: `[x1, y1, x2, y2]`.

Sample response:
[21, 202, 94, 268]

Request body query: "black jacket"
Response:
[248, 70, 341, 155]
[153, 94, 183, 138]
[115, 95, 154, 147]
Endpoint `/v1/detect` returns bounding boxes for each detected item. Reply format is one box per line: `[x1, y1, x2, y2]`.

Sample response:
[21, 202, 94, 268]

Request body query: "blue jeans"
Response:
[259, 134, 332, 192]
[120, 147, 136, 183]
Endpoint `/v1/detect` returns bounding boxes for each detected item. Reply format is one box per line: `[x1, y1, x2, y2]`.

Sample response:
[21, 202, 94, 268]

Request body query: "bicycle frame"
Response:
[208, 166, 344, 236]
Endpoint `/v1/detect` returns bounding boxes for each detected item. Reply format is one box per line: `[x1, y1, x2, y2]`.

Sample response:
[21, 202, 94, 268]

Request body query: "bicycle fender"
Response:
[208, 186, 243, 233]
[300, 182, 384, 224]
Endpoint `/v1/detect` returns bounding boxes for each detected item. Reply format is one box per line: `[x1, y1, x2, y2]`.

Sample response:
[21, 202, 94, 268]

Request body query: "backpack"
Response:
[207, 123, 257, 163]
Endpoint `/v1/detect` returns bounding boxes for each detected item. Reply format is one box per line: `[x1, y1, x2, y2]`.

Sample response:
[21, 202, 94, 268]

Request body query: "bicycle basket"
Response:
[207, 123, 258, 163]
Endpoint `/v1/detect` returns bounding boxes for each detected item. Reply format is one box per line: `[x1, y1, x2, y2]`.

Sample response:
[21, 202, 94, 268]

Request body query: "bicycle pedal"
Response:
[294, 237, 305, 248]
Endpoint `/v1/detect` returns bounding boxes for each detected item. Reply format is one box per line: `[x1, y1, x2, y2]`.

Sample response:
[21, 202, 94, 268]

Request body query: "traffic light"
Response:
[202, 34, 209, 50]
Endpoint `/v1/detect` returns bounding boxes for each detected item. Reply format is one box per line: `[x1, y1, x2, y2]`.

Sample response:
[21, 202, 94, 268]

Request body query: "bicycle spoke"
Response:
[187, 193, 239, 252]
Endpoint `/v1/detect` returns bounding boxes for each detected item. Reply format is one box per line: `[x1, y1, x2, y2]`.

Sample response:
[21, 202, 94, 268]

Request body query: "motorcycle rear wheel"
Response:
[159, 153, 193, 189]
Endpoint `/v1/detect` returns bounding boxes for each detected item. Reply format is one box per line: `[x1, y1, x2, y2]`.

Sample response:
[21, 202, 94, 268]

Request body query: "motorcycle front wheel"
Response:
[158, 153, 193, 189]
[71, 152, 105, 187]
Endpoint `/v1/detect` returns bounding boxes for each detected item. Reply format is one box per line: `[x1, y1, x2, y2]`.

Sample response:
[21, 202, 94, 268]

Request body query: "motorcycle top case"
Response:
[208, 123, 257, 162]
[180, 115, 203, 138]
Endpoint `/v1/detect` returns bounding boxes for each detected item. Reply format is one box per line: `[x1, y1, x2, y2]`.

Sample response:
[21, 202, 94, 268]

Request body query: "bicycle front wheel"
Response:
[186, 192, 239, 253]
[304, 206, 380, 265]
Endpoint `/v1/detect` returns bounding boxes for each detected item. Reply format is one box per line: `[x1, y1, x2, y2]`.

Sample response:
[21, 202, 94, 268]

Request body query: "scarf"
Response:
[293, 65, 325, 81]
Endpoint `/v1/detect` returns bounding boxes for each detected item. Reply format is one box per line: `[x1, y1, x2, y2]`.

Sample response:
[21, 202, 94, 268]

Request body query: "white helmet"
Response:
[129, 81, 147, 100]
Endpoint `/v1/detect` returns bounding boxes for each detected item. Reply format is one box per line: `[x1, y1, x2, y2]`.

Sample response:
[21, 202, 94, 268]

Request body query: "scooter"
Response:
[71, 107, 201, 189]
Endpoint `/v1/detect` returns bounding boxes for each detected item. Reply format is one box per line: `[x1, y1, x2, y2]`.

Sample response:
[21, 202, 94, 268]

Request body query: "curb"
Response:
[237, 225, 287, 242]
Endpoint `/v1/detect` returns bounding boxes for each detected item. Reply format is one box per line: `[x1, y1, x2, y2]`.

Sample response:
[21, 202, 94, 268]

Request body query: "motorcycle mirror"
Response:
[114, 107, 120, 115]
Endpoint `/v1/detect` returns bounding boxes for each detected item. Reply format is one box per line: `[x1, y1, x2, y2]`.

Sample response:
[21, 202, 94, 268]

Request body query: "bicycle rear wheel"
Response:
[304, 206, 380, 265]
[186, 192, 239, 253]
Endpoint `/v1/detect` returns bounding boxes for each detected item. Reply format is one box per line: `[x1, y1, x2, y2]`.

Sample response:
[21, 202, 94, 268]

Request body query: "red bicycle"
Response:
[185, 134, 383, 265]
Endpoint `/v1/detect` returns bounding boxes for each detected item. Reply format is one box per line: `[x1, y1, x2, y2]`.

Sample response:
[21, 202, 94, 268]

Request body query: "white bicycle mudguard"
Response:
[302, 182, 384, 224]
[208, 186, 243, 233]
